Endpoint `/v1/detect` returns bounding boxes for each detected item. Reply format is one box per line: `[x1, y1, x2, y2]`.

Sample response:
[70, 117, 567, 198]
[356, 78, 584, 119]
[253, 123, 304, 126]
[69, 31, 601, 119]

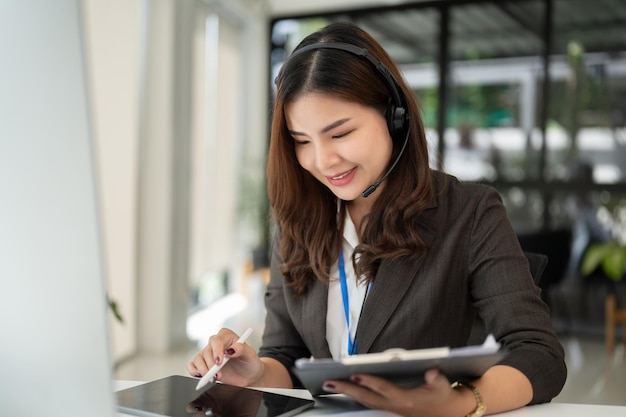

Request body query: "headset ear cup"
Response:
[386, 105, 407, 141]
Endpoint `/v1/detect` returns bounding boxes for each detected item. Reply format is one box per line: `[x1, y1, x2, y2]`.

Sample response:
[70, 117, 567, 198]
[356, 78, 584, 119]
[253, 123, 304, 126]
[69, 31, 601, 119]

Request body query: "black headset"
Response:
[284, 41, 408, 142]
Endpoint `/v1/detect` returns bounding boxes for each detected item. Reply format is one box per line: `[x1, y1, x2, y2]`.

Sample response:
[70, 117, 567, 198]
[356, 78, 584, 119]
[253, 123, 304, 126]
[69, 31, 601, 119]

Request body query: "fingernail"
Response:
[194, 372, 202, 378]
[215, 356, 221, 365]
[351, 375, 362, 384]
[226, 348, 235, 355]
[323, 383, 336, 392]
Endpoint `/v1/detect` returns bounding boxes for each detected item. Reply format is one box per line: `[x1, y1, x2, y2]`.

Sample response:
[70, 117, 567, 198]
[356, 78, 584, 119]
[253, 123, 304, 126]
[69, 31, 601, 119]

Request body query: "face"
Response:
[285, 92, 393, 204]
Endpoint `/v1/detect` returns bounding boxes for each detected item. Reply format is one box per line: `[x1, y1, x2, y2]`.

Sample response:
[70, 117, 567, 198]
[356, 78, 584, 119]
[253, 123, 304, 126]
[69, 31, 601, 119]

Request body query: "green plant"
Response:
[238, 158, 271, 264]
[581, 242, 626, 282]
[107, 295, 124, 324]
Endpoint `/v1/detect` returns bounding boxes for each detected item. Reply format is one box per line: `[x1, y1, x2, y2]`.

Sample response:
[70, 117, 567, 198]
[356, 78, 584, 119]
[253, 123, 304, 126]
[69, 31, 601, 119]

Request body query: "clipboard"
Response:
[293, 335, 506, 396]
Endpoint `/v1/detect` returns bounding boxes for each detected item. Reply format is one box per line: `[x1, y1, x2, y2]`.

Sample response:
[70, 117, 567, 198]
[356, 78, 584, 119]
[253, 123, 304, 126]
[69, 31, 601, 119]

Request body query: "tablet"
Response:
[116, 375, 315, 417]
[293, 336, 506, 396]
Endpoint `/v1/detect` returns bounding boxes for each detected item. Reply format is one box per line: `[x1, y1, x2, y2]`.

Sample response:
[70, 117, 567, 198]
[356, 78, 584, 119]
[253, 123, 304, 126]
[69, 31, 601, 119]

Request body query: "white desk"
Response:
[114, 380, 626, 417]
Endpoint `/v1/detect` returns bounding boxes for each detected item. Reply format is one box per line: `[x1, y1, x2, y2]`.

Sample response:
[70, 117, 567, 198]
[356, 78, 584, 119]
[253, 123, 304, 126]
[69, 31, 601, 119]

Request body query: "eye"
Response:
[289, 130, 309, 146]
[331, 129, 354, 139]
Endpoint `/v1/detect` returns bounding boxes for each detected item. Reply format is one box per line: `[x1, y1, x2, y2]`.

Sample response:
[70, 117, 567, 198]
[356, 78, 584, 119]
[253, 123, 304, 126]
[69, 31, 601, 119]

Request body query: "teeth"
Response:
[332, 169, 352, 180]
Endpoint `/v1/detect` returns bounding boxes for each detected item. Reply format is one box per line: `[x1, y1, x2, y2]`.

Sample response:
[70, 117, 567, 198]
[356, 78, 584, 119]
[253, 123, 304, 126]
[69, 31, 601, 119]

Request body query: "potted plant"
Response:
[581, 242, 626, 283]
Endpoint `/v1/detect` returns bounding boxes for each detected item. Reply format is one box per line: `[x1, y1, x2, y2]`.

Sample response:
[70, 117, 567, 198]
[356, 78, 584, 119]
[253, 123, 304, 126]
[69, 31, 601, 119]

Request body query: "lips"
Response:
[331, 169, 354, 180]
[327, 167, 357, 186]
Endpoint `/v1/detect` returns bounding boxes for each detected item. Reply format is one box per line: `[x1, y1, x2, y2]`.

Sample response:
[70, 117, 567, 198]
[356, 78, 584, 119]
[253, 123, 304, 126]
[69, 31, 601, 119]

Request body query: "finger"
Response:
[424, 368, 441, 385]
[188, 328, 245, 379]
[208, 333, 227, 365]
[224, 339, 252, 359]
[350, 369, 442, 393]
[214, 328, 247, 362]
[343, 371, 449, 412]
[423, 368, 451, 391]
[189, 335, 224, 376]
[323, 379, 384, 408]
[321, 376, 397, 412]
[348, 374, 398, 399]
[186, 360, 203, 378]
[188, 349, 212, 376]
[346, 374, 412, 410]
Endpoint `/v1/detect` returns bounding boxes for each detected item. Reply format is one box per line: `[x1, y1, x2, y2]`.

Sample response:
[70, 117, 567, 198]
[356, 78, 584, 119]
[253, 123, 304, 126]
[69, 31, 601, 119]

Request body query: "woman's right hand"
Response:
[187, 328, 264, 387]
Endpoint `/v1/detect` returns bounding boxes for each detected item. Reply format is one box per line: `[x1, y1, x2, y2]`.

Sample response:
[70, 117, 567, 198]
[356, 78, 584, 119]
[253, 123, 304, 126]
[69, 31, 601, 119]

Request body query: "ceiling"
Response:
[267, 0, 626, 65]
[266, 0, 412, 17]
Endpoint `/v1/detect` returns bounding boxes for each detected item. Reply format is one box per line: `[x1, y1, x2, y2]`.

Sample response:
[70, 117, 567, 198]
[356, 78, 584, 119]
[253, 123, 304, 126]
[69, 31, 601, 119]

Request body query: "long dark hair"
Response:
[267, 22, 433, 296]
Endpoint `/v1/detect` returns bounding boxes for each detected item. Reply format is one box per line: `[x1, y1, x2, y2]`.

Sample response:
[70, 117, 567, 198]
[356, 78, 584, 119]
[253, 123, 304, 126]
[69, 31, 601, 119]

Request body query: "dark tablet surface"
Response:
[293, 338, 507, 396]
[116, 375, 315, 417]
[294, 351, 507, 396]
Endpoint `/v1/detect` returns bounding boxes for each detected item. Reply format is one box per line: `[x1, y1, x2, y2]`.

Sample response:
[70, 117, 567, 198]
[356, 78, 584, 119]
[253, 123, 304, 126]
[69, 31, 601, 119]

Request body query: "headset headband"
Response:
[284, 41, 408, 139]
[286, 41, 405, 110]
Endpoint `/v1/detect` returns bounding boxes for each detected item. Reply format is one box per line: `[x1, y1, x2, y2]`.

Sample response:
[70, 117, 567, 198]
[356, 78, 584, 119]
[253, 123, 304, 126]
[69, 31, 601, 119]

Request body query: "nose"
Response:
[314, 141, 340, 171]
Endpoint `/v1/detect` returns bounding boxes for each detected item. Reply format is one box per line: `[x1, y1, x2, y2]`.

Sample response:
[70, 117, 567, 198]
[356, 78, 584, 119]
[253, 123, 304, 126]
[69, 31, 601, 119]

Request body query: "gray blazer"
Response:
[259, 171, 566, 404]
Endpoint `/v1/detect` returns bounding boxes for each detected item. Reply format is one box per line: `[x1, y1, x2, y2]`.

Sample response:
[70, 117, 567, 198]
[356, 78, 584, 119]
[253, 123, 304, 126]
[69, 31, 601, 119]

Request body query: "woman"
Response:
[189, 22, 566, 416]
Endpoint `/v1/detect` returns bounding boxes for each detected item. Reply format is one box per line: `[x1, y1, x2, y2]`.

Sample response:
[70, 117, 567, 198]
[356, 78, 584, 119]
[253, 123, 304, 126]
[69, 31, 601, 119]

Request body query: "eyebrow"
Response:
[288, 118, 351, 137]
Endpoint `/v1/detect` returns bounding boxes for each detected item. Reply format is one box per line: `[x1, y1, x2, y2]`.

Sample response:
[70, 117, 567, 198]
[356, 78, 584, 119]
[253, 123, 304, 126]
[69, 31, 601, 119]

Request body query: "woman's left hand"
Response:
[322, 368, 460, 417]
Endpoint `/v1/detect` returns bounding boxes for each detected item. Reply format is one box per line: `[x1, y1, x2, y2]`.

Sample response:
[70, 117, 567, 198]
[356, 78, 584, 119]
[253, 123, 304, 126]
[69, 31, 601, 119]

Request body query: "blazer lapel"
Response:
[355, 257, 423, 353]
[355, 200, 439, 354]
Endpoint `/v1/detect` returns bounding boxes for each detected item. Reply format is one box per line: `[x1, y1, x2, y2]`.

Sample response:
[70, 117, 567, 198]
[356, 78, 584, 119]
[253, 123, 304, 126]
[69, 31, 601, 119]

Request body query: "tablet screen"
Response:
[116, 375, 314, 417]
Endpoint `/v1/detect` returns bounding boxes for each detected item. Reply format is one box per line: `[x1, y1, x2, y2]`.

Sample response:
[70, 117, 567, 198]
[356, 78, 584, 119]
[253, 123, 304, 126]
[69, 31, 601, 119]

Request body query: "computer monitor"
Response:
[0, 1, 115, 416]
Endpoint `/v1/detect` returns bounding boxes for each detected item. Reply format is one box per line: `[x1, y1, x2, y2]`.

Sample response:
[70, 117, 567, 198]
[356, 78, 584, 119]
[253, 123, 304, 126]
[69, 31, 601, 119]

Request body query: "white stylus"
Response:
[195, 327, 254, 390]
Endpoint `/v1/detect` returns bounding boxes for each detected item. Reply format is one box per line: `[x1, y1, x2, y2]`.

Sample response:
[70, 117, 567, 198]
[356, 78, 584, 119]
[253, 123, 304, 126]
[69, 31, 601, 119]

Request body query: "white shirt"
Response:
[326, 210, 370, 359]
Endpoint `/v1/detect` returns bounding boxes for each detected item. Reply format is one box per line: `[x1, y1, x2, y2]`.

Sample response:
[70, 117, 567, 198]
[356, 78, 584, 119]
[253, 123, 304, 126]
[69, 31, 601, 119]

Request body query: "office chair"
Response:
[524, 251, 549, 286]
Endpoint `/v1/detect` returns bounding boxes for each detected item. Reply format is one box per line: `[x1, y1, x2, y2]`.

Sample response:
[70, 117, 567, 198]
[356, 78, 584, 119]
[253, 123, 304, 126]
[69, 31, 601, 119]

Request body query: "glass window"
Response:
[547, 0, 626, 184]
[445, 1, 545, 182]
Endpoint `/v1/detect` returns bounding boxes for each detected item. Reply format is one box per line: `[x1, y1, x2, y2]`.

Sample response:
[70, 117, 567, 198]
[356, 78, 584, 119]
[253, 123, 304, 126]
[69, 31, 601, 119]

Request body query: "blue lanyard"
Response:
[338, 251, 356, 355]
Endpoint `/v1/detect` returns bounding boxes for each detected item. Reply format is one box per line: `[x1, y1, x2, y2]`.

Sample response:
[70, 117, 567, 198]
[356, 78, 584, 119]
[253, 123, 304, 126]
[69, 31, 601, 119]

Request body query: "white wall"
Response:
[83, 0, 270, 361]
[82, 0, 141, 363]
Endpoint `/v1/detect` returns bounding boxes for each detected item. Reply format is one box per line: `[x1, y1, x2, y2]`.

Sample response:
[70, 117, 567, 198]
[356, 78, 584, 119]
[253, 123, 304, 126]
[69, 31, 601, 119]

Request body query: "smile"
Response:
[326, 167, 357, 187]
[330, 168, 355, 180]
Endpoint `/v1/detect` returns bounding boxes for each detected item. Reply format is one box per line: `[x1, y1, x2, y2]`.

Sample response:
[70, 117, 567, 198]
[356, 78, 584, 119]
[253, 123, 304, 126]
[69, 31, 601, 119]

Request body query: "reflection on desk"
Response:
[114, 380, 626, 417]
